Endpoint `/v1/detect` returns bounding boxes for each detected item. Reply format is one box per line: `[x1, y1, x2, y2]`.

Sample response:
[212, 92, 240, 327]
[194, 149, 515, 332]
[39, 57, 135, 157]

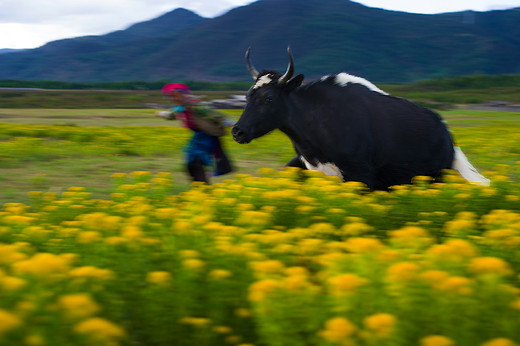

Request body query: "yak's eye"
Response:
[265, 96, 273, 103]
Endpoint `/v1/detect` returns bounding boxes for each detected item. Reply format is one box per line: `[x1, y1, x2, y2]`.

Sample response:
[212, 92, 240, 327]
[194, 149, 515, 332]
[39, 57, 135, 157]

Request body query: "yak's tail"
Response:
[452, 146, 490, 186]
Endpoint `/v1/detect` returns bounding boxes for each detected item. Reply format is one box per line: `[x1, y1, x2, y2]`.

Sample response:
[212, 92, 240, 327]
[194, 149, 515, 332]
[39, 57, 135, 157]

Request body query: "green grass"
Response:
[0, 108, 519, 205]
[385, 86, 520, 105]
[0, 108, 294, 204]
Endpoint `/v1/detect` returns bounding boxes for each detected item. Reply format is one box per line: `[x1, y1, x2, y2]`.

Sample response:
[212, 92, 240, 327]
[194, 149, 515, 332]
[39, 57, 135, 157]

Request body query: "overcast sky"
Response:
[1, 0, 519, 49]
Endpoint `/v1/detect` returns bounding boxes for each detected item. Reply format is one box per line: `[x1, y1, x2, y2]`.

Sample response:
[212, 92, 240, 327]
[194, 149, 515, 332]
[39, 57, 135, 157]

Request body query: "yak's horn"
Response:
[278, 46, 294, 84]
[245, 47, 259, 80]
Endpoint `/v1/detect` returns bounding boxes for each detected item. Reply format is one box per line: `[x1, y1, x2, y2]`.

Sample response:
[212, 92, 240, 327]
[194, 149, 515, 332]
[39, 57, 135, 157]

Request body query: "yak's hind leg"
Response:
[286, 155, 307, 169]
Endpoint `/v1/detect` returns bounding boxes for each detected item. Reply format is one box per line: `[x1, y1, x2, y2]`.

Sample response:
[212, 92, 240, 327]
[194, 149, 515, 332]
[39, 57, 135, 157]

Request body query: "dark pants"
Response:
[187, 158, 208, 183]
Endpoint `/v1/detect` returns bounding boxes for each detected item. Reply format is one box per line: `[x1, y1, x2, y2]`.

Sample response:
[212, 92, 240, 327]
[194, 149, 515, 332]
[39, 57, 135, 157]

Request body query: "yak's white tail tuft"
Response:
[452, 146, 490, 186]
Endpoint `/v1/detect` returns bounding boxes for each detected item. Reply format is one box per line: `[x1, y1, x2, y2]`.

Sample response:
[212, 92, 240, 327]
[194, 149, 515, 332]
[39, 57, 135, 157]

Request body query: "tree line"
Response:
[0, 79, 252, 91]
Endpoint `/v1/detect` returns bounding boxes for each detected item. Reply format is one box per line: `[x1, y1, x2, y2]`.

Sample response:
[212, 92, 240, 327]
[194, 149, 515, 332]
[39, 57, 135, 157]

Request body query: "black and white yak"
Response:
[232, 47, 489, 190]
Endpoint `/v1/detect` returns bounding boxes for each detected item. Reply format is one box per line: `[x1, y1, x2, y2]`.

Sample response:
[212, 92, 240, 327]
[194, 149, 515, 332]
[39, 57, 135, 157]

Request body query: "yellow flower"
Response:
[444, 218, 475, 234]
[297, 238, 325, 255]
[412, 175, 433, 185]
[225, 335, 242, 344]
[481, 338, 518, 346]
[427, 239, 478, 262]
[24, 335, 45, 346]
[121, 225, 143, 240]
[111, 193, 128, 202]
[15, 300, 36, 315]
[13, 253, 72, 279]
[386, 262, 420, 283]
[0, 244, 27, 264]
[248, 279, 280, 302]
[363, 313, 397, 338]
[341, 222, 373, 236]
[178, 317, 211, 327]
[468, 257, 514, 277]
[155, 172, 172, 178]
[420, 335, 455, 346]
[74, 318, 126, 344]
[234, 308, 252, 318]
[111, 172, 127, 179]
[179, 249, 201, 258]
[420, 270, 450, 288]
[250, 260, 285, 276]
[3, 215, 34, 225]
[328, 274, 369, 296]
[3, 202, 28, 214]
[283, 275, 313, 292]
[221, 197, 237, 206]
[154, 208, 177, 219]
[1, 276, 27, 291]
[483, 229, 519, 249]
[69, 266, 114, 282]
[182, 259, 205, 271]
[319, 317, 357, 343]
[105, 236, 127, 246]
[0, 309, 22, 336]
[58, 293, 101, 319]
[262, 189, 299, 200]
[436, 276, 474, 295]
[482, 210, 520, 228]
[236, 210, 271, 228]
[172, 220, 193, 234]
[389, 226, 433, 248]
[310, 222, 337, 236]
[344, 237, 385, 254]
[151, 177, 171, 186]
[130, 171, 151, 177]
[212, 325, 232, 334]
[77, 231, 102, 243]
[285, 266, 309, 277]
[506, 195, 519, 202]
[208, 269, 233, 281]
[258, 167, 277, 176]
[327, 208, 344, 214]
[510, 298, 520, 310]
[146, 271, 172, 286]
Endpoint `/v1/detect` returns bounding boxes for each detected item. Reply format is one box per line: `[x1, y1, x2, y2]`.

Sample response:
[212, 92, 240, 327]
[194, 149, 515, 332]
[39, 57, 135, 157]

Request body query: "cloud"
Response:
[357, 0, 520, 13]
[0, 0, 258, 48]
[0, 0, 518, 49]
[0, 23, 83, 49]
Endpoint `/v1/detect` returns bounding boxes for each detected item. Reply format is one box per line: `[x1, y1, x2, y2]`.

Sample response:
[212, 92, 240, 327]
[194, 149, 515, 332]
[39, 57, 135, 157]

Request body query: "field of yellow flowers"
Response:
[0, 109, 520, 345]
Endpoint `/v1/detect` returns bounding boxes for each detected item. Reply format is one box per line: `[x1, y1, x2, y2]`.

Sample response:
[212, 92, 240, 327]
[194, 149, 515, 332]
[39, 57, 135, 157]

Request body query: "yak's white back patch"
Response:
[329, 73, 388, 95]
[253, 74, 274, 89]
[301, 156, 343, 178]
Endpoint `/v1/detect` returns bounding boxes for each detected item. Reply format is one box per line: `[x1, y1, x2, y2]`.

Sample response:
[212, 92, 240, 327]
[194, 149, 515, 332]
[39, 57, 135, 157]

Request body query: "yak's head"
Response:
[232, 47, 304, 144]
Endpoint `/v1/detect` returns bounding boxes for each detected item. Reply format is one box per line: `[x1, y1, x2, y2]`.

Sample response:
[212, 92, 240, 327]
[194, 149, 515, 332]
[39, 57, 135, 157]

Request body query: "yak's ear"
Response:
[285, 74, 304, 93]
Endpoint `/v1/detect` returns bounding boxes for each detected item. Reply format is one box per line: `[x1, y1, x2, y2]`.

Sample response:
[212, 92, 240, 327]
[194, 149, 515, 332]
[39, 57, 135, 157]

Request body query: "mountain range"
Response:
[0, 0, 519, 83]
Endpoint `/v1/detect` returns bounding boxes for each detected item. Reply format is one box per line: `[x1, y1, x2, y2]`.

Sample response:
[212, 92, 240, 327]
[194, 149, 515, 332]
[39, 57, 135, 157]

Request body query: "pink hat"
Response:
[162, 83, 190, 95]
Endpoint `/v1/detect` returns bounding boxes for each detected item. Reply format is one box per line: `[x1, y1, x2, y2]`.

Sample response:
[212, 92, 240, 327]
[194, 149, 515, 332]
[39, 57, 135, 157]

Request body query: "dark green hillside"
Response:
[0, 0, 518, 83]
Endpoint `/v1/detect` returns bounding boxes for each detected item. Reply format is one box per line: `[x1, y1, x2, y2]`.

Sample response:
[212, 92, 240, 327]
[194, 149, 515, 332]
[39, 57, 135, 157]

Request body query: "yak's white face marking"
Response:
[325, 73, 389, 95]
[253, 74, 274, 89]
[301, 156, 343, 178]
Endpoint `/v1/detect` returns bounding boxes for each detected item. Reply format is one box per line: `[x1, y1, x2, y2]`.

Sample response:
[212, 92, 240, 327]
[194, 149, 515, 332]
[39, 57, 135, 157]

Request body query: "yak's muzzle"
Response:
[231, 126, 250, 144]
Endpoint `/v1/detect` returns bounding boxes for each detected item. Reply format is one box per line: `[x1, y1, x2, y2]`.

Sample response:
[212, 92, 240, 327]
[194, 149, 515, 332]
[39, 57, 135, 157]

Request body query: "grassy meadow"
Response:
[0, 107, 518, 204]
[0, 104, 520, 345]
